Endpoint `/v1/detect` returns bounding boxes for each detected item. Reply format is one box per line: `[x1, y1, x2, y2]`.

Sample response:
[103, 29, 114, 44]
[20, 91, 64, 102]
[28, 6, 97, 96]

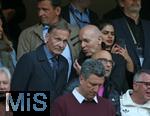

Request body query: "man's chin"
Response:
[84, 52, 92, 57]
[55, 51, 63, 56]
[40, 20, 49, 25]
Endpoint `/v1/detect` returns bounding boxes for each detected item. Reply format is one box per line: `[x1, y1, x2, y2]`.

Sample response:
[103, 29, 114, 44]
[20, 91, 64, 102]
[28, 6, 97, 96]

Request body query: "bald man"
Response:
[75, 25, 102, 65]
[73, 25, 103, 75]
[79, 25, 102, 56]
[92, 50, 121, 116]
[92, 50, 113, 78]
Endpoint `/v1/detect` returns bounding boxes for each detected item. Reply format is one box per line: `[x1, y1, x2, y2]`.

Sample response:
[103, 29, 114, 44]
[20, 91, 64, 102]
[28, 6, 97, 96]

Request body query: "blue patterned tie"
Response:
[52, 57, 58, 82]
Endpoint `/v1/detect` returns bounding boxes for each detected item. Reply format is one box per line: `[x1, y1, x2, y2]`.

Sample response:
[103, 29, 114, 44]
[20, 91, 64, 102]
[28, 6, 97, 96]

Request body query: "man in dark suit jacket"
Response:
[11, 24, 71, 103]
[61, 0, 99, 28]
[111, 0, 150, 71]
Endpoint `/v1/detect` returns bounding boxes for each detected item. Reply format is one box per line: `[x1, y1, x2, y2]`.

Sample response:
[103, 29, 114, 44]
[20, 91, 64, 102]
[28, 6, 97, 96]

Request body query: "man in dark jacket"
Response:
[11, 24, 71, 103]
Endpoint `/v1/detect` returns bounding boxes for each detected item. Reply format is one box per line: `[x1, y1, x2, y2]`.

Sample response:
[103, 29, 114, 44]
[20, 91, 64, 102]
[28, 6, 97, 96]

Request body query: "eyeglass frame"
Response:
[135, 81, 150, 87]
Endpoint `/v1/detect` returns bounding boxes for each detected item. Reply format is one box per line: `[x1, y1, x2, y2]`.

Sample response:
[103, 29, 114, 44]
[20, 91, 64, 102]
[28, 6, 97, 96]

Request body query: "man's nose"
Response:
[0, 83, 5, 90]
[59, 41, 66, 48]
[81, 41, 86, 48]
[93, 86, 99, 93]
[38, 9, 44, 17]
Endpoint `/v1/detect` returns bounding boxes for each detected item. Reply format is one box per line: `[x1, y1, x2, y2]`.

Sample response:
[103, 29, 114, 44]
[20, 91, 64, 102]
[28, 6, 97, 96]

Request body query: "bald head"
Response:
[79, 25, 102, 57]
[79, 25, 102, 39]
[92, 50, 112, 60]
[92, 50, 113, 78]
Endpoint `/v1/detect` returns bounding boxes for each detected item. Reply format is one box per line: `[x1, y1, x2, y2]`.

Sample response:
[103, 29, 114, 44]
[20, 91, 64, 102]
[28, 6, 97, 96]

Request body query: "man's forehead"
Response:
[92, 51, 112, 60]
[141, 73, 150, 81]
[79, 31, 99, 41]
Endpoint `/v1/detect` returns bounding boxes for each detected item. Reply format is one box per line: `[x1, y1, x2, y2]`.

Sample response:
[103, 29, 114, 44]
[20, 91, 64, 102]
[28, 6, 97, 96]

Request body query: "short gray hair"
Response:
[80, 58, 105, 80]
[48, 23, 71, 34]
[0, 67, 11, 80]
[133, 69, 150, 82]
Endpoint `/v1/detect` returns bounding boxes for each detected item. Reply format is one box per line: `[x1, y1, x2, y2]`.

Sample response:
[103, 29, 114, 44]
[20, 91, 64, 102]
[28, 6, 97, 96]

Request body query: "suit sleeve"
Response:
[11, 53, 34, 91]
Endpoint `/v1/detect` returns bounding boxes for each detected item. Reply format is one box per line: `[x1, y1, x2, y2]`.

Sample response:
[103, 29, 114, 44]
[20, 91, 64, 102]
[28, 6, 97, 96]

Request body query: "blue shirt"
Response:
[69, 4, 90, 28]
[43, 45, 54, 67]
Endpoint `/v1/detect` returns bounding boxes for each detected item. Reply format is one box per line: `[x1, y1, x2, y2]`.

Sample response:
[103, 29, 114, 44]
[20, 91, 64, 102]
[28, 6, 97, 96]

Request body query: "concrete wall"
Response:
[20, 0, 116, 29]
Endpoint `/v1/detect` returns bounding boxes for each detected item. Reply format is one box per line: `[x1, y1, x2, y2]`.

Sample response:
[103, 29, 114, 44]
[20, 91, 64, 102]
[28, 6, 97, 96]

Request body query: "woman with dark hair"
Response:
[99, 20, 134, 91]
[0, 12, 17, 75]
[1, 0, 26, 51]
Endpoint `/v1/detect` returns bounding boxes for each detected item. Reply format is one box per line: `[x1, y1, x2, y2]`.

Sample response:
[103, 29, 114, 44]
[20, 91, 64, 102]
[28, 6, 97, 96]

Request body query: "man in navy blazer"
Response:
[11, 24, 71, 103]
[112, 0, 150, 72]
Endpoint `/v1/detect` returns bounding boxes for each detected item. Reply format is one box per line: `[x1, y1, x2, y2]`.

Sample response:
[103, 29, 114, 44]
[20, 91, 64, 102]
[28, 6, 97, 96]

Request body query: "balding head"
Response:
[79, 25, 102, 39]
[79, 25, 102, 57]
[92, 50, 112, 60]
[92, 50, 113, 78]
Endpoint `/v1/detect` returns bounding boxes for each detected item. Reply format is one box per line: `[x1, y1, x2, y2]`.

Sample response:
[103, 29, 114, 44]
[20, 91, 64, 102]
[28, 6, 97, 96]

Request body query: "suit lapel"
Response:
[36, 45, 55, 85]
[55, 56, 68, 91]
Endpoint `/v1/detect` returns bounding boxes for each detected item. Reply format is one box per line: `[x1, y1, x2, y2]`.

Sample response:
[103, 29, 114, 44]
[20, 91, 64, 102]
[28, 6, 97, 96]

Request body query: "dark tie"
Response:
[51, 57, 59, 82]
[82, 99, 96, 104]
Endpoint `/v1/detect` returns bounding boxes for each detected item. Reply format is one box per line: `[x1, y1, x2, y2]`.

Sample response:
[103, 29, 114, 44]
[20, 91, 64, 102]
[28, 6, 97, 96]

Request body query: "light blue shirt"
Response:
[43, 45, 54, 67]
[69, 4, 90, 28]
[61, 44, 72, 81]
[43, 25, 49, 41]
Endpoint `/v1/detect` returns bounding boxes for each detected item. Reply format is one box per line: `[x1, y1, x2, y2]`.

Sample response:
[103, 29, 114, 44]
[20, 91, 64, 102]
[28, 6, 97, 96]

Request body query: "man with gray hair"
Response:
[17, 0, 81, 81]
[120, 69, 150, 116]
[0, 67, 11, 93]
[0, 67, 13, 116]
[52, 59, 115, 116]
[11, 24, 71, 103]
[111, 0, 150, 71]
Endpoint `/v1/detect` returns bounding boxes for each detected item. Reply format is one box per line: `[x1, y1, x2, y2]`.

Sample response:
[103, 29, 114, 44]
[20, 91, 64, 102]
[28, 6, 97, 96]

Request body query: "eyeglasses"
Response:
[135, 81, 150, 87]
[97, 58, 115, 66]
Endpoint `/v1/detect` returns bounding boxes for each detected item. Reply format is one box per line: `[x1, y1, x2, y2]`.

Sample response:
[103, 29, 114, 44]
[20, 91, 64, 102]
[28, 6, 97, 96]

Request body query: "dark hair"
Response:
[0, 10, 8, 34]
[0, 10, 13, 51]
[98, 20, 116, 50]
[98, 20, 114, 30]
[80, 58, 105, 80]
[37, 0, 61, 7]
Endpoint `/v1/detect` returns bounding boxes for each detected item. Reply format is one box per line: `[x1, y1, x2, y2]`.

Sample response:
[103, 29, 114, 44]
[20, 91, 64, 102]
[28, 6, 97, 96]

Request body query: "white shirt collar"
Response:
[72, 87, 98, 104]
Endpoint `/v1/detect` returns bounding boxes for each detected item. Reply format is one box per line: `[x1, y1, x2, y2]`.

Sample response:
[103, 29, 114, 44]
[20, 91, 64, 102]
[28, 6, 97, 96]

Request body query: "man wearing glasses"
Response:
[120, 69, 150, 116]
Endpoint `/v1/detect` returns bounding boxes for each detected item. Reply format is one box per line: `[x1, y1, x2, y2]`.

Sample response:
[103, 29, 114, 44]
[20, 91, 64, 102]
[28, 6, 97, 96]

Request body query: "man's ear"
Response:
[80, 75, 84, 85]
[55, 6, 61, 16]
[133, 82, 139, 91]
[98, 36, 102, 45]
